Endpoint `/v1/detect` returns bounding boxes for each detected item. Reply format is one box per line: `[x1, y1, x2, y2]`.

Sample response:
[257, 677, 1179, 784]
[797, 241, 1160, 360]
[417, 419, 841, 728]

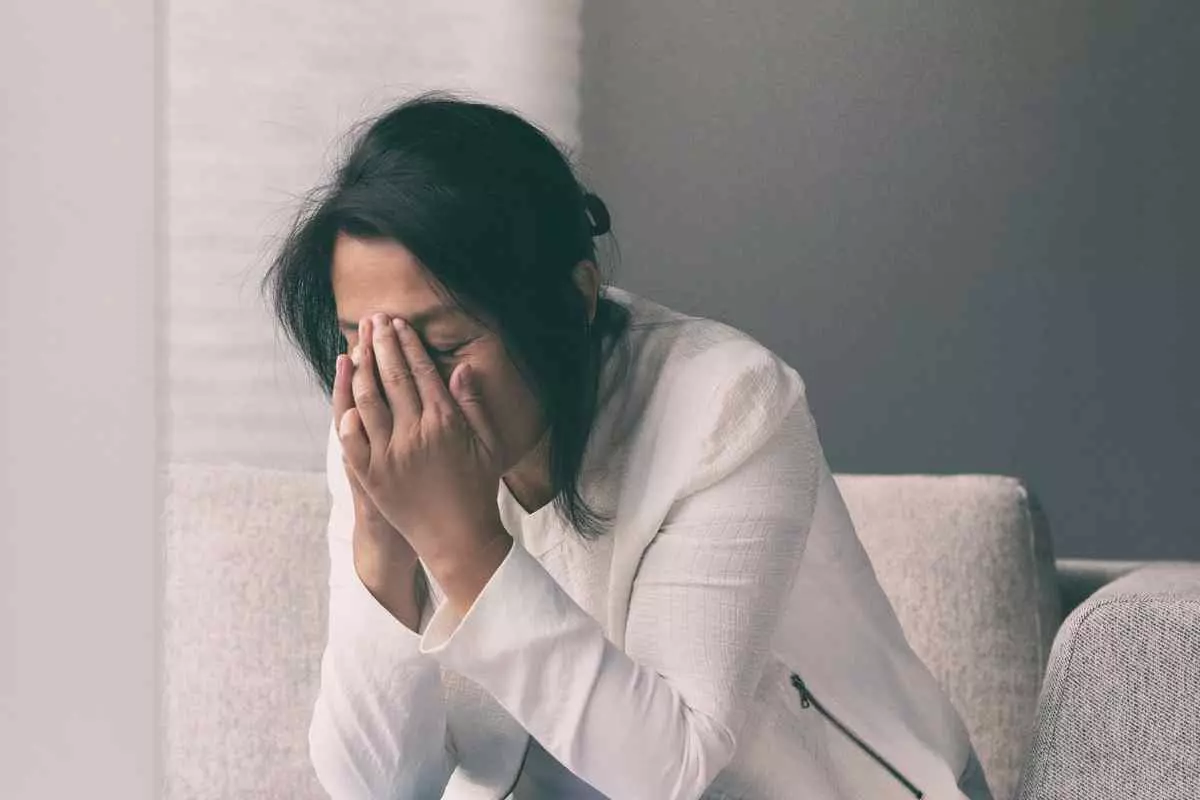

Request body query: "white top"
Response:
[496, 479, 614, 799]
[309, 286, 979, 799]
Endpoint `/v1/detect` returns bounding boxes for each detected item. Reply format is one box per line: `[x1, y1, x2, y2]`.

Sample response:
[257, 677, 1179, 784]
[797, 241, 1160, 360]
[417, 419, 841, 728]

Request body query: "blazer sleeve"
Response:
[414, 353, 823, 800]
[308, 420, 455, 799]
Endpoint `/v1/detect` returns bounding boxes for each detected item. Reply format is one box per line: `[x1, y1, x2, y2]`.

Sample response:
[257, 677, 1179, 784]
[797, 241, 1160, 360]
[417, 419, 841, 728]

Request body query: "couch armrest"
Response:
[1055, 558, 1148, 618]
[1015, 563, 1200, 800]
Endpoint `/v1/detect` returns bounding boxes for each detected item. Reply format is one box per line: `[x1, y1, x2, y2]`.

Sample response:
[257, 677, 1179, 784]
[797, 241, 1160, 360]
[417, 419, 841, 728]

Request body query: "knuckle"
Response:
[411, 360, 440, 381]
[353, 382, 378, 405]
[430, 404, 456, 429]
[378, 362, 411, 384]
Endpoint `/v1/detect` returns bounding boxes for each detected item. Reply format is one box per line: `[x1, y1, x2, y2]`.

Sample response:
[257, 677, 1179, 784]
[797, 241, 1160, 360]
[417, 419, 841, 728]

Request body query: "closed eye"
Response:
[339, 331, 461, 359]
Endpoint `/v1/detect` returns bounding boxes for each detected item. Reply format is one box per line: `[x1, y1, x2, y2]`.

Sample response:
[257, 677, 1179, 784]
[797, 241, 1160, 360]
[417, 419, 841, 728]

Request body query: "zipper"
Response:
[499, 735, 533, 799]
[790, 673, 924, 799]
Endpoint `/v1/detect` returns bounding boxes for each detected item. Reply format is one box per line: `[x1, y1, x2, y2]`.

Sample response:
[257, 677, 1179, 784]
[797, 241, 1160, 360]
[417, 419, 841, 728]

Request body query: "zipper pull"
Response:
[789, 673, 812, 708]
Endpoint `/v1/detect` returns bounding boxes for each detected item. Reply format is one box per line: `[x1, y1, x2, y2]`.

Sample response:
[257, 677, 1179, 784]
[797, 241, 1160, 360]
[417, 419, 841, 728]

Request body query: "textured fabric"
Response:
[308, 286, 980, 798]
[1055, 558, 1147, 618]
[162, 455, 1173, 800]
[834, 474, 1060, 800]
[158, 396, 1198, 796]
[501, 480, 614, 799]
[1014, 564, 1200, 800]
[162, 462, 331, 800]
[468, 404, 821, 800]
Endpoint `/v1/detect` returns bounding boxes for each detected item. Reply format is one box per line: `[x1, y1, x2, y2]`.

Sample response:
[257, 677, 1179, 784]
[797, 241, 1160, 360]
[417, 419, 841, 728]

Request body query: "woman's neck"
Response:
[502, 430, 554, 515]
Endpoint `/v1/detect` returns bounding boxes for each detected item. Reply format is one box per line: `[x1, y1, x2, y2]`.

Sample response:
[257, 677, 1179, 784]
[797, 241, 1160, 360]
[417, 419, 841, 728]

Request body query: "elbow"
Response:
[667, 709, 738, 800]
[308, 695, 452, 800]
[309, 698, 377, 800]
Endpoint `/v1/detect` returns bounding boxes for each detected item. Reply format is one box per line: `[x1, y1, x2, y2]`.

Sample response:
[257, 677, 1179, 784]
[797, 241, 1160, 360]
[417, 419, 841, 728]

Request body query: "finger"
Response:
[449, 363, 502, 463]
[351, 316, 393, 445]
[333, 354, 367, 468]
[392, 317, 458, 418]
[332, 353, 355, 430]
[342, 460, 395, 531]
[337, 406, 371, 476]
[371, 312, 422, 427]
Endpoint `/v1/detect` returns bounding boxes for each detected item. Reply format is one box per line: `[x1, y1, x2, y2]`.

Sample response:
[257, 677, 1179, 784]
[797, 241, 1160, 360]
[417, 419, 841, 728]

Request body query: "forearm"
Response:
[419, 520, 514, 619]
[310, 642, 451, 800]
[412, 395, 819, 799]
[419, 543, 736, 800]
[311, 522, 453, 798]
[353, 531, 426, 632]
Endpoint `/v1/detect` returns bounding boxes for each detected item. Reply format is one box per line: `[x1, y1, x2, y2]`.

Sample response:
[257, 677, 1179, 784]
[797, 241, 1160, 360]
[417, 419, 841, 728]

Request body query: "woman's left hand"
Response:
[338, 313, 511, 570]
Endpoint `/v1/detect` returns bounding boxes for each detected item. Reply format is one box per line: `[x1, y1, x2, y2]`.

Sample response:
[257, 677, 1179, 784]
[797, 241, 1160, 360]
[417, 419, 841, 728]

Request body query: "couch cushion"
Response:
[1014, 564, 1200, 800]
[163, 461, 330, 800]
[833, 473, 1061, 800]
[163, 462, 1058, 800]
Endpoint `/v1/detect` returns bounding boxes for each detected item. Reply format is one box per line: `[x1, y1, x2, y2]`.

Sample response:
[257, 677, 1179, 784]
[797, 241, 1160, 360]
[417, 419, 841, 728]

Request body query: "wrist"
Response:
[353, 520, 418, 568]
[420, 520, 513, 618]
[353, 547, 424, 632]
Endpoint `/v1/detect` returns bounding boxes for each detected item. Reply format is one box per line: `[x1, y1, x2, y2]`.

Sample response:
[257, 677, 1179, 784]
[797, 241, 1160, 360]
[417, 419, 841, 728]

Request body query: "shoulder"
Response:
[604, 287, 808, 407]
[677, 328, 816, 496]
[620, 299, 816, 495]
[595, 288, 822, 497]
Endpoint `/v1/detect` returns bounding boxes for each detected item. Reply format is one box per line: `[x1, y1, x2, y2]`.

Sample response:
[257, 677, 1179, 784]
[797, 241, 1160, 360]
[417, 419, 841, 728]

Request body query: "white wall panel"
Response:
[1, 2, 159, 797]
[167, 1, 583, 470]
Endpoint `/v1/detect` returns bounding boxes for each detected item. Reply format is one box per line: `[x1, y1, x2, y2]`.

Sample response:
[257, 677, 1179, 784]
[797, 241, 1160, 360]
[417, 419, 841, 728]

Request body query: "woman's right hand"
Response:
[333, 346, 424, 630]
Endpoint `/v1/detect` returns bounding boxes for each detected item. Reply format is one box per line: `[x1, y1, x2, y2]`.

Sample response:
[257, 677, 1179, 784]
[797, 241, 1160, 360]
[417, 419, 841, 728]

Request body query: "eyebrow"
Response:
[336, 305, 460, 333]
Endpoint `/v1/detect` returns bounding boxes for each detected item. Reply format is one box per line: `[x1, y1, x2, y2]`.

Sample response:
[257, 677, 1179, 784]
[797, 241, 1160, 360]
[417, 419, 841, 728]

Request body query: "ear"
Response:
[572, 260, 600, 324]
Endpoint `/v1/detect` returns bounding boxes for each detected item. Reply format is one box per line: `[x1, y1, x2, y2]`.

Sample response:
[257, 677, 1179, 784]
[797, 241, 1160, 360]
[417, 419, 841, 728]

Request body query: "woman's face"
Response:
[330, 232, 549, 481]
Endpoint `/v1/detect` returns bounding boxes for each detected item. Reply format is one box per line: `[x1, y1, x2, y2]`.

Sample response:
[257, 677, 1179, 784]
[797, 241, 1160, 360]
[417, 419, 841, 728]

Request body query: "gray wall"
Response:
[580, 1, 1199, 560]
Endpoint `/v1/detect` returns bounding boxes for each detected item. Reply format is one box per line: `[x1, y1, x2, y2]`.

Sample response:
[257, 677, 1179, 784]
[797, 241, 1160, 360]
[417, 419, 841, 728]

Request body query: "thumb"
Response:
[451, 364, 501, 462]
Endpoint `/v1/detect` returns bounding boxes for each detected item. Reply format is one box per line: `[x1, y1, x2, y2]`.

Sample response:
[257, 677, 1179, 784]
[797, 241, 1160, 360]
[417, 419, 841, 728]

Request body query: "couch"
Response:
[162, 463, 1200, 799]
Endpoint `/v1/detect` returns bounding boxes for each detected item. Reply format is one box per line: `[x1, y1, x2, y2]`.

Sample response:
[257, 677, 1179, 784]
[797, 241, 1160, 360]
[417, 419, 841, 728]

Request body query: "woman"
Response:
[263, 92, 993, 799]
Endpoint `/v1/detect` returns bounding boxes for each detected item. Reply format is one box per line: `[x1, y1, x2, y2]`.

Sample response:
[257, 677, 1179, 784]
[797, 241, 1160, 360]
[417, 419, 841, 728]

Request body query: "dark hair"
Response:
[261, 90, 631, 541]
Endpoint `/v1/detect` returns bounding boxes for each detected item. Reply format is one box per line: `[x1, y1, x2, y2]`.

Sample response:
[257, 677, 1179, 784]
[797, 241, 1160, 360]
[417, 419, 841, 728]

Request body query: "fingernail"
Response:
[350, 345, 362, 366]
[372, 312, 387, 331]
[335, 355, 344, 379]
[392, 317, 406, 331]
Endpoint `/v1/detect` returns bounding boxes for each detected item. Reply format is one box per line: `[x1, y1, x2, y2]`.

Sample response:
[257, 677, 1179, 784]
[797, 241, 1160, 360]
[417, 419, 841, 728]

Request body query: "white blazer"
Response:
[309, 287, 979, 799]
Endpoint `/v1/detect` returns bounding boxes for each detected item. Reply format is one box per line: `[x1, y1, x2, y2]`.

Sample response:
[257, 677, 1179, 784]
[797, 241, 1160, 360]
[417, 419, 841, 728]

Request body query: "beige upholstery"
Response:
[161, 462, 1191, 800]
[163, 464, 329, 799]
[836, 474, 1060, 800]
[1014, 564, 1200, 799]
